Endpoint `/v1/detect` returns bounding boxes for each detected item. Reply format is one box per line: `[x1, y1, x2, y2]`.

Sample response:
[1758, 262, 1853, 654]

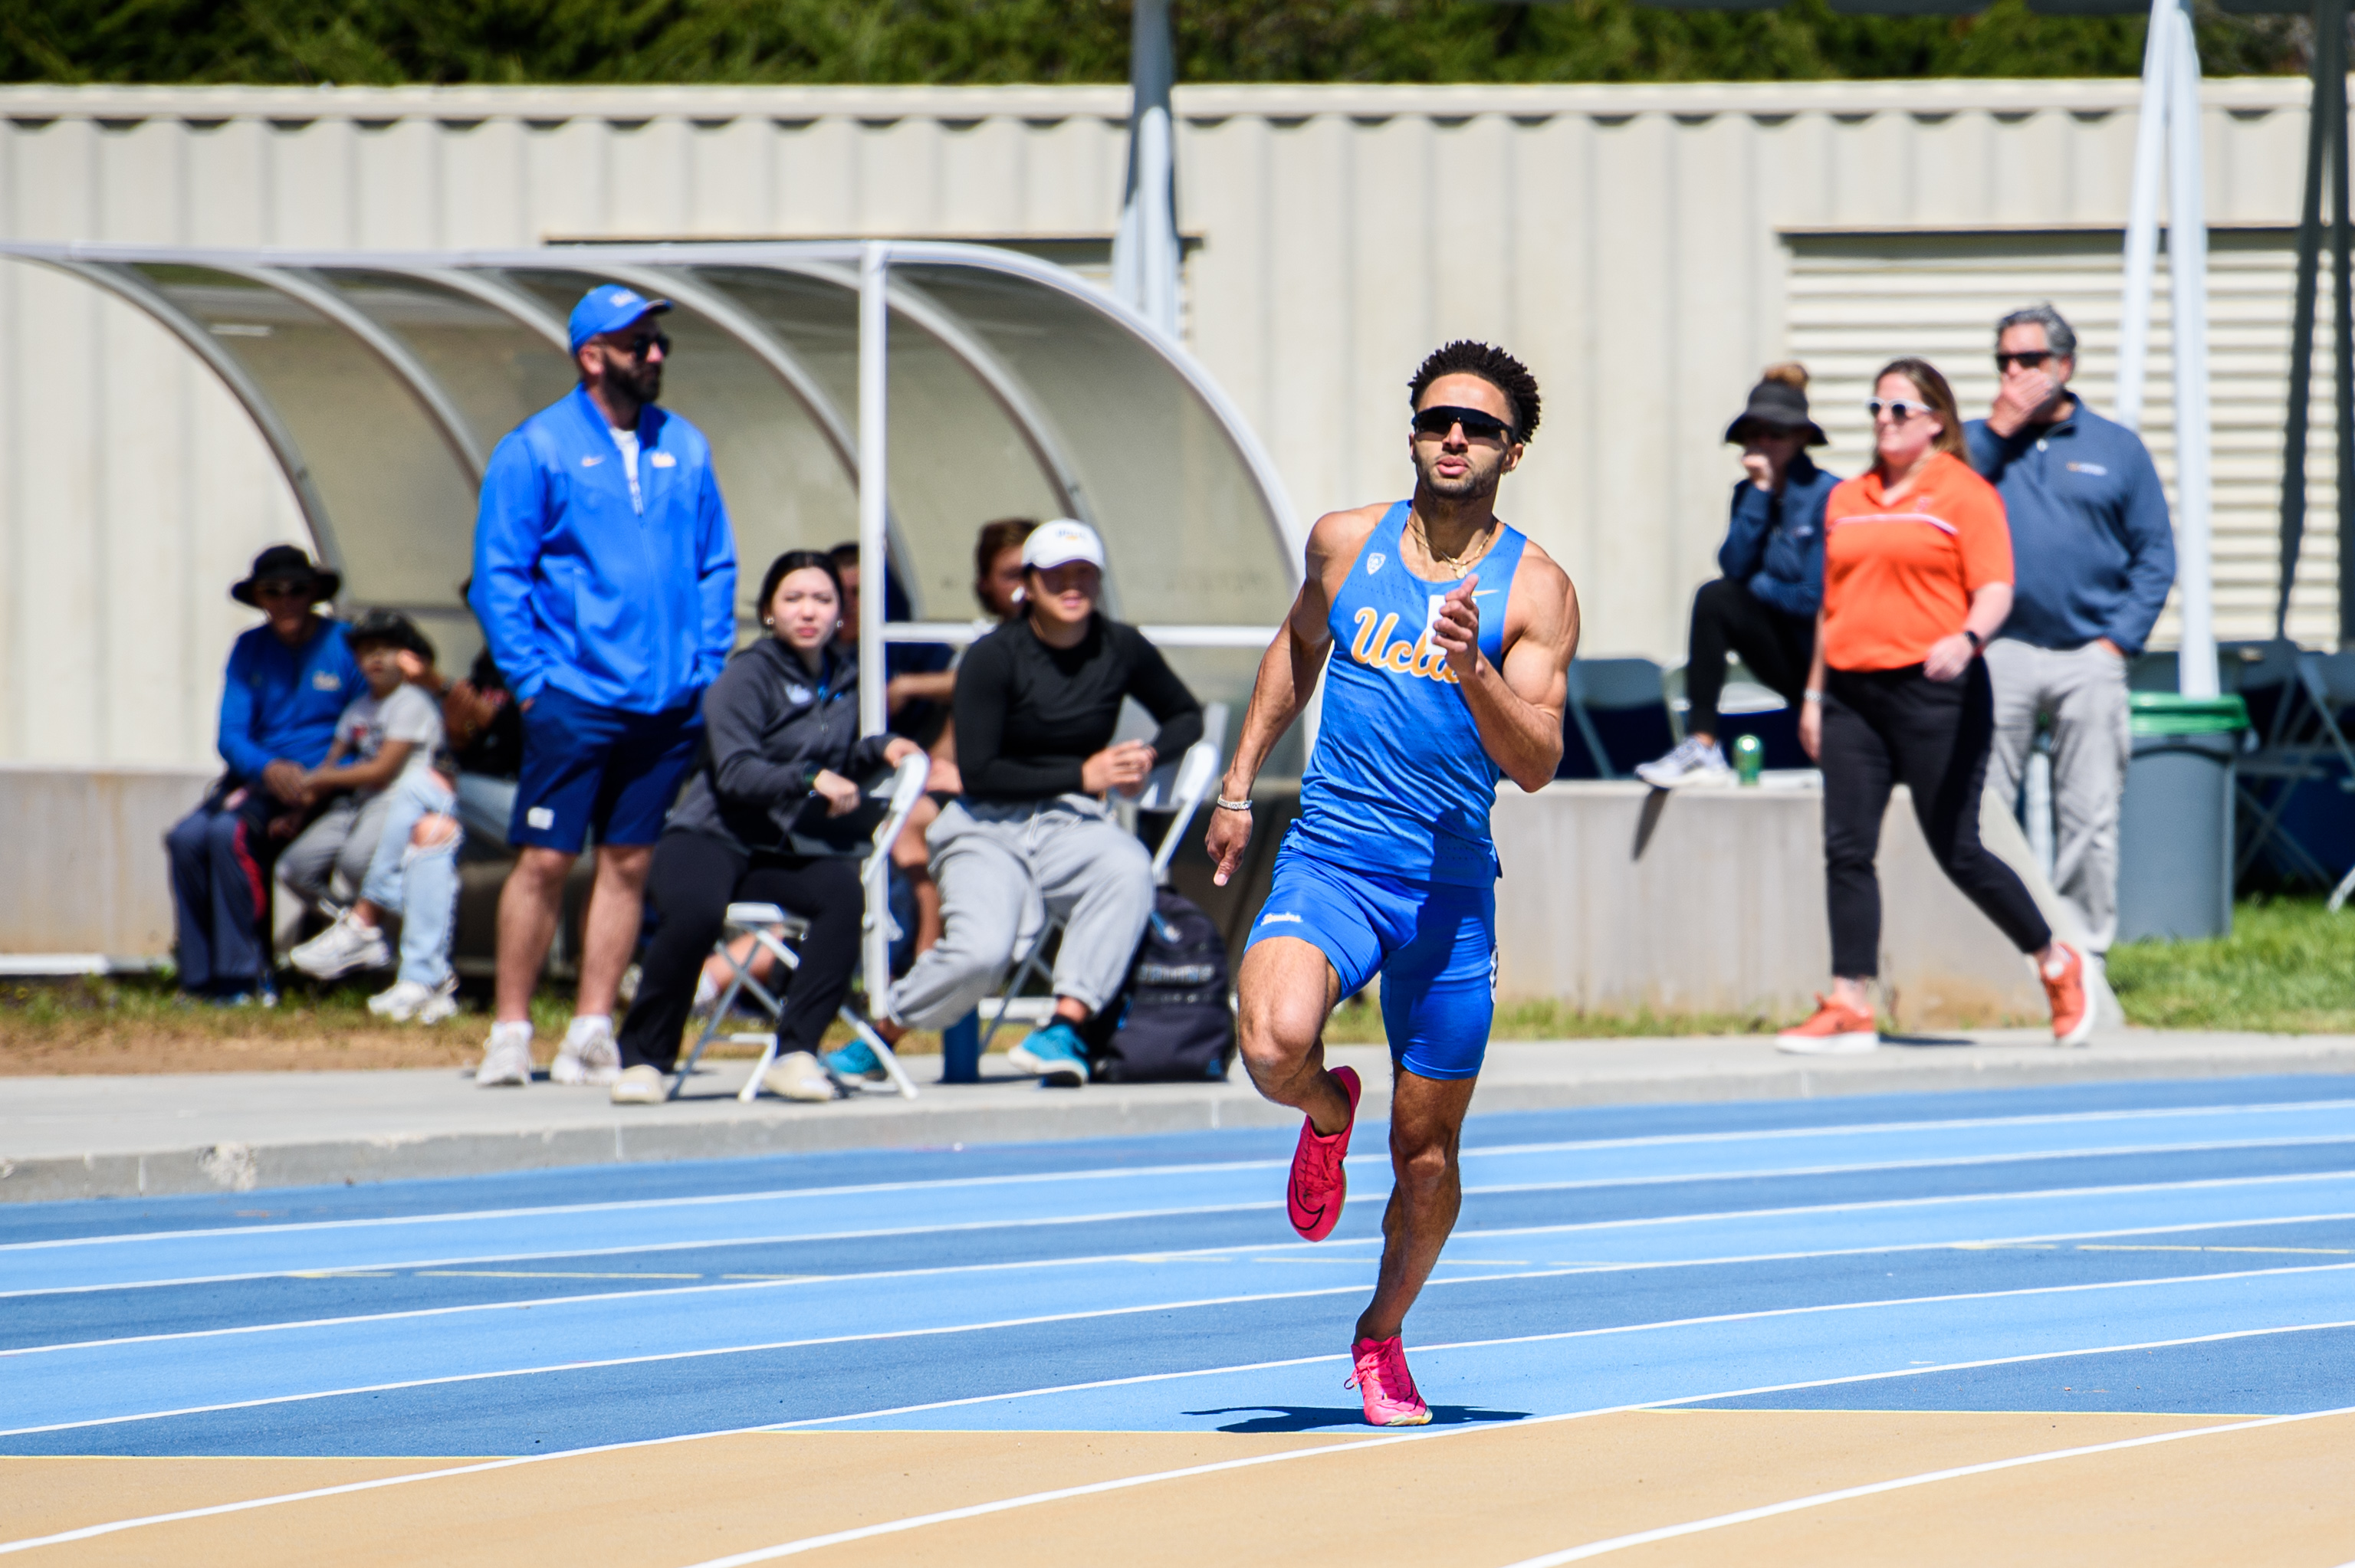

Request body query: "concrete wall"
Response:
[1492, 782, 2049, 1028]
[0, 765, 211, 960]
[0, 78, 2321, 773]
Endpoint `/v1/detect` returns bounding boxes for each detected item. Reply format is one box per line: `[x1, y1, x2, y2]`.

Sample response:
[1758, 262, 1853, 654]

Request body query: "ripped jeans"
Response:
[357, 769, 464, 989]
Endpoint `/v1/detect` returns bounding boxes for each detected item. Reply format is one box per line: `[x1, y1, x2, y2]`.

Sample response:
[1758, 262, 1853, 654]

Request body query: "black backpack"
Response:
[1083, 891, 1237, 1082]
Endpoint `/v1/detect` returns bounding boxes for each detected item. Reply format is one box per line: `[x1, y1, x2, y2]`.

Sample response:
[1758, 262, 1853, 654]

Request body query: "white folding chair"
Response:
[977, 723, 1226, 1055]
[672, 752, 931, 1102]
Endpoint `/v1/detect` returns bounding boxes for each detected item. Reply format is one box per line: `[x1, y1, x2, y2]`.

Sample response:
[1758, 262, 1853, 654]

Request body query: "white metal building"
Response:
[0, 77, 2325, 773]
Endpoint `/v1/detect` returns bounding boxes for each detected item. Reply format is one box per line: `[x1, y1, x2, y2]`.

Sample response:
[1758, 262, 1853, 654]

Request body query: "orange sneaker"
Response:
[1775, 993, 1879, 1055]
[2042, 943, 2094, 1047]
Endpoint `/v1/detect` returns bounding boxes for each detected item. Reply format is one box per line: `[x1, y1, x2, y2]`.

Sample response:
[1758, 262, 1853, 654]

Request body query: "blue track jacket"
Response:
[1966, 403, 2176, 656]
[1716, 452, 1838, 618]
[216, 618, 362, 782]
[469, 385, 738, 713]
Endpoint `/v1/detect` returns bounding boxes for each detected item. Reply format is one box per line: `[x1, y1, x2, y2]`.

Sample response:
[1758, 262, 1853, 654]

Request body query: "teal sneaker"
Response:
[1007, 1019, 1089, 1087]
[825, 1038, 887, 1082]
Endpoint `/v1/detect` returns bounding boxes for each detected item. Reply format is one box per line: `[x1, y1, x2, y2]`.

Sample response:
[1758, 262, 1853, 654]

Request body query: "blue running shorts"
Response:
[1245, 835, 1496, 1081]
[511, 685, 704, 855]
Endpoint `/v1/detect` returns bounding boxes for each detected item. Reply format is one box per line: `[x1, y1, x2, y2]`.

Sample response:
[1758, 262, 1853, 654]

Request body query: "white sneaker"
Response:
[688, 970, 723, 1020]
[1634, 736, 1735, 789]
[476, 1021, 535, 1087]
[369, 975, 460, 1025]
[609, 1064, 668, 1105]
[551, 1015, 622, 1087]
[290, 911, 392, 979]
[760, 1050, 839, 1103]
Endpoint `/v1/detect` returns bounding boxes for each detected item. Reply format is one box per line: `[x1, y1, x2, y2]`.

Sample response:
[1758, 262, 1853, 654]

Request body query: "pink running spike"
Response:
[1286, 1064, 1361, 1242]
[1346, 1334, 1431, 1427]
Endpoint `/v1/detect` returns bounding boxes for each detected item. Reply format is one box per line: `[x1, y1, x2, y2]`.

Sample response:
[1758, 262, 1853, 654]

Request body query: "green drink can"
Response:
[1733, 732, 1764, 786]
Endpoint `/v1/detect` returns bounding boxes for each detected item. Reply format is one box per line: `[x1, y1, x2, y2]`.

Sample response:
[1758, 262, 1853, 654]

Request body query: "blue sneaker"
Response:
[1007, 1019, 1089, 1087]
[825, 1038, 886, 1082]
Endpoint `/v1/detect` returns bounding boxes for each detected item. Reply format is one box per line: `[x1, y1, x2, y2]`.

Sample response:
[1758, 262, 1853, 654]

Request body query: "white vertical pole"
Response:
[857, 241, 892, 1000]
[2168, 1, 2218, 698]
[2116, 0, 2172, 431]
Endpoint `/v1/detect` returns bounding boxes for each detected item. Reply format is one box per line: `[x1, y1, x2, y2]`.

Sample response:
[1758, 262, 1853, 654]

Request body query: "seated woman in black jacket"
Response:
[611, 550, 925, 1105]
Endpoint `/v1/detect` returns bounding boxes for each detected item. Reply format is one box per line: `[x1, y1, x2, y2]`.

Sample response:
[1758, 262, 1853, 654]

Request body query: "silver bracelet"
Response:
[1802, 689, 1825, 704]
[1214, 795, 1255, 812]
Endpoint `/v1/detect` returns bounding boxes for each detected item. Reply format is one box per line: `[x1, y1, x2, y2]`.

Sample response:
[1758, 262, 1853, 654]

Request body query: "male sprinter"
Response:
[1207, 340, 1578, 1426]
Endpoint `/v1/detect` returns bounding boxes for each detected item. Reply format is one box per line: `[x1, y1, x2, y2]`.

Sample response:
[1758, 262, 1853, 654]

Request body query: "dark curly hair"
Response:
[1408, 340, 1541, 444]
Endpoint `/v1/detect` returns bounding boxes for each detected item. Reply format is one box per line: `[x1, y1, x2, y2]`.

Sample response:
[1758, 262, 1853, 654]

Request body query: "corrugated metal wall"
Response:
[0, 78, 2316, 771]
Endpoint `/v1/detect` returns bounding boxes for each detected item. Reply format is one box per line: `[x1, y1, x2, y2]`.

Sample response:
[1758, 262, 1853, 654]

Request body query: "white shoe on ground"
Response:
[1634, 736, 1735, 789]
[760, 1050, 840, 1102]
[609, 1064, 668, 1104]
[476, 1021, 535, 1087]
[290, 911, 392, 980]
[369, 975, 460, 1025]
[551, 1015, 622, 1086]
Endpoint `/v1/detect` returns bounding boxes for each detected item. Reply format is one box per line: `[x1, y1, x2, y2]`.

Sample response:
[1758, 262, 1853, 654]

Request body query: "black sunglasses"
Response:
[253, 579, 314, 599]
[1411, 405, 1515, 444]
[1995, 350, 2056, 371]
[610, 330, 672, 361]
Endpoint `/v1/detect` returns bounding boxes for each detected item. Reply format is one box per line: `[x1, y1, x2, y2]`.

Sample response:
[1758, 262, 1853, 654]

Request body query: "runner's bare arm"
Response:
[1207, 507, 1378, 886]
[1428, 546, 1578, 792]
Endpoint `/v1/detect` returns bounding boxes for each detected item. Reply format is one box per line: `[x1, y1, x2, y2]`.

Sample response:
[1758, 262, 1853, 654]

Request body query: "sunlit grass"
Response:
[2107, 895, 2355, 1033]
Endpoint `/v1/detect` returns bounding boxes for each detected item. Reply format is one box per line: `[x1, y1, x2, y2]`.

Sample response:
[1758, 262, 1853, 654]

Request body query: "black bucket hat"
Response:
[1724, 377, 1828, 448]
[231, 544, 342, 608]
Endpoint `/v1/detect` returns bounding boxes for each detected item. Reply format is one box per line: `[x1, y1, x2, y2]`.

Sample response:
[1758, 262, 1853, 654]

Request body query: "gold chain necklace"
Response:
[1411, 516, 1493, 579]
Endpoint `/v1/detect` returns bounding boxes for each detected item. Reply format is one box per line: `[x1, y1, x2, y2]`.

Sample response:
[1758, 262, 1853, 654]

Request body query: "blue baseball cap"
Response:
[567, 284, 673, 353]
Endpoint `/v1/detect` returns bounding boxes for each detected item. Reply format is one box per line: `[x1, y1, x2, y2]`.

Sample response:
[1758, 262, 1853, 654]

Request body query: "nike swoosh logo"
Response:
[581, 455, 603, 466]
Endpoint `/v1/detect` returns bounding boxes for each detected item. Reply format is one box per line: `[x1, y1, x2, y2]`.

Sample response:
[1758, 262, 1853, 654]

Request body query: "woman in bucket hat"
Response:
[1637, 363, 1842, 787]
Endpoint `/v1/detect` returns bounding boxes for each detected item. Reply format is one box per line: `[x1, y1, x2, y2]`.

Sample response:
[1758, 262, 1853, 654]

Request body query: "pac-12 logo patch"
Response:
[1365, 553, 1385, 576]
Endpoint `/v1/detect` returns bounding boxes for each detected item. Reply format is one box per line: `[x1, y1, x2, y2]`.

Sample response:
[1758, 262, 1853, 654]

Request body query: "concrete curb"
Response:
[6, 1033, 2353, 1202]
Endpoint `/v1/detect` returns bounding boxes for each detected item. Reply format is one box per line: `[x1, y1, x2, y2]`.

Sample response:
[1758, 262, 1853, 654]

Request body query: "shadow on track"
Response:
[1189, 1404, 1530, 1433]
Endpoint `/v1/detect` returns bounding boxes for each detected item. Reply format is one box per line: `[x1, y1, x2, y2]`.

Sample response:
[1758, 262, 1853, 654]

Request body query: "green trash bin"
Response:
[2115, 693, 2249, 943]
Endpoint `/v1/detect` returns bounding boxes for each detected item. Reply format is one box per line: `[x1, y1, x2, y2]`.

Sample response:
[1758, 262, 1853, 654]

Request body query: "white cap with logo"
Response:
[1020, 518, 1107, 572]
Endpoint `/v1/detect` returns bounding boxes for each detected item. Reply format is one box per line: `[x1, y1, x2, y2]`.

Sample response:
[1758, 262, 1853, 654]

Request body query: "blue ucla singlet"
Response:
[1289, 500, 1529, 887]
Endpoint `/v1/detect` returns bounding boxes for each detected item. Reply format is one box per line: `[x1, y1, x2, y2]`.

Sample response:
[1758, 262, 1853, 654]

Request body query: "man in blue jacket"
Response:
[468, 285, 738, 1088]
[1968, 303, 2176, 959]
[166, 546, 362, 1002]
[1639, 364, 1841, 787]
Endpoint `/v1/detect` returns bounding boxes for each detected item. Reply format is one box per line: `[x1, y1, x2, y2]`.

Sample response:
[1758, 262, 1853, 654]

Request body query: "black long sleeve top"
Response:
[665, 638, 895, 856]
[954, 615, 1204, 803]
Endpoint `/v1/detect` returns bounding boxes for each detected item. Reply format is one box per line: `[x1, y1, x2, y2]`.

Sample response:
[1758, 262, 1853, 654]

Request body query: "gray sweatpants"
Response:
[277, 789, 396, 909]
[1985, 638, 2132, 954]
[886, 795, 1155, 1031]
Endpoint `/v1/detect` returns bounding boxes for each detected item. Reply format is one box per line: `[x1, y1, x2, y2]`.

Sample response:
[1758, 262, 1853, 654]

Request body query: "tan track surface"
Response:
[11, 1410, 2353, 1566]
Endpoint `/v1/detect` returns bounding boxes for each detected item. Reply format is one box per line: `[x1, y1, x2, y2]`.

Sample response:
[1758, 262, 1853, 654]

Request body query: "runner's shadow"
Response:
[1187, 1405, 1530, 1434]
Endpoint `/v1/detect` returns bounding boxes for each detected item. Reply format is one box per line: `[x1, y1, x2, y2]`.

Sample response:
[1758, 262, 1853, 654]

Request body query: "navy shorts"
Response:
[511, 685, 702, 854]
[1245, 837, 1496, 1081]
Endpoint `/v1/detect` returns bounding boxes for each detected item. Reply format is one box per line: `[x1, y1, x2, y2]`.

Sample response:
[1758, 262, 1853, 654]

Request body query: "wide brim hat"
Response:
[231, 544, 341, 608]
[1724, 379, 1828, 447]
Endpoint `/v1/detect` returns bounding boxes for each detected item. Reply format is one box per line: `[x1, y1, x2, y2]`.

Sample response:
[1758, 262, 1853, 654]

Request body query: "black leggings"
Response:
[617, 830, 864, 1071]
[1821, 661, 2051, 979]
[1687, 577, 1815, 740]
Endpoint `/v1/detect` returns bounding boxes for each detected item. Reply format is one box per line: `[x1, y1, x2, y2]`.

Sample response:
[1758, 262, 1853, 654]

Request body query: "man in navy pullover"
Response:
[467, 284, 738, 1089]
[1967, 303, 2176, 956]
[166, 546, 362, 1000]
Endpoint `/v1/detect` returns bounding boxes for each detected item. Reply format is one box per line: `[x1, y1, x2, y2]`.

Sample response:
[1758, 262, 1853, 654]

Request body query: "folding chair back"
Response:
[672, 751, 931, 1102]
[1559, 658, 1672, 779]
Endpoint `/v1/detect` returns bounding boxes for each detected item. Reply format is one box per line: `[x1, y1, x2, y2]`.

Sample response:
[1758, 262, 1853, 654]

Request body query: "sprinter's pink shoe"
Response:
[1347, 1334, 1431, 1427]
[1286, 1065, 1361, 1242]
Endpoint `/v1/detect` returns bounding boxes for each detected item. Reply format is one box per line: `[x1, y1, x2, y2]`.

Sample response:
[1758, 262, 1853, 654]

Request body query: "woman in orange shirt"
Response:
[1779, 357, 2091, 1054]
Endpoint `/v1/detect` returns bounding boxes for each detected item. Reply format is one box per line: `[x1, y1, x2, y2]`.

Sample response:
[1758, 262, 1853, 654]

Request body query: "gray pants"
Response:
[886, 795, 1155, 1031]
[277, 789, 396, 909]
[1985, 638, 2132, 953]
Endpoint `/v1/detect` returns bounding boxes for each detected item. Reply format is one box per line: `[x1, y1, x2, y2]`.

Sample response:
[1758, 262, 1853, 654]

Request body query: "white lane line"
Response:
[11, 1318, 2350, 1563]
[19, 1163, 2355, 1304]
[10, 1203, 2350, 1359]
[1493, 1403, 2355, 1565]
[11, 1256, 2351, 1441]
[11, 1096, 2346, 1256]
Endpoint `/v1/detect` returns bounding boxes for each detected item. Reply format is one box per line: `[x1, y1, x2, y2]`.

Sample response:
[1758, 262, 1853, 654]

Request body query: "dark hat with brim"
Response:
[346, 606, 436, 664]
[1725, 379, 1828, 447]
[231, 544, 342, 608]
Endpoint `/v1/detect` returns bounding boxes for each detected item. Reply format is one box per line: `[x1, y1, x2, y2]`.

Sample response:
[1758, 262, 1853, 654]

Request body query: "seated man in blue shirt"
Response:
[1968, 303, 2176, 958]
[165, 546, 361, 1002]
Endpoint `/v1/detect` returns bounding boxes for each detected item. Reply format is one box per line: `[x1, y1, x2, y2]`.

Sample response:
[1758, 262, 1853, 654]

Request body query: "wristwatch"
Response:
[1963, 629, 1984, 650]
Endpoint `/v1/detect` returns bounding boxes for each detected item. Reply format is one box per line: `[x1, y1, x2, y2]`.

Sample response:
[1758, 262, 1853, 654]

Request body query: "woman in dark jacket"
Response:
[612, 550, 924, 1105]
[1638, 362, 1842, 786]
